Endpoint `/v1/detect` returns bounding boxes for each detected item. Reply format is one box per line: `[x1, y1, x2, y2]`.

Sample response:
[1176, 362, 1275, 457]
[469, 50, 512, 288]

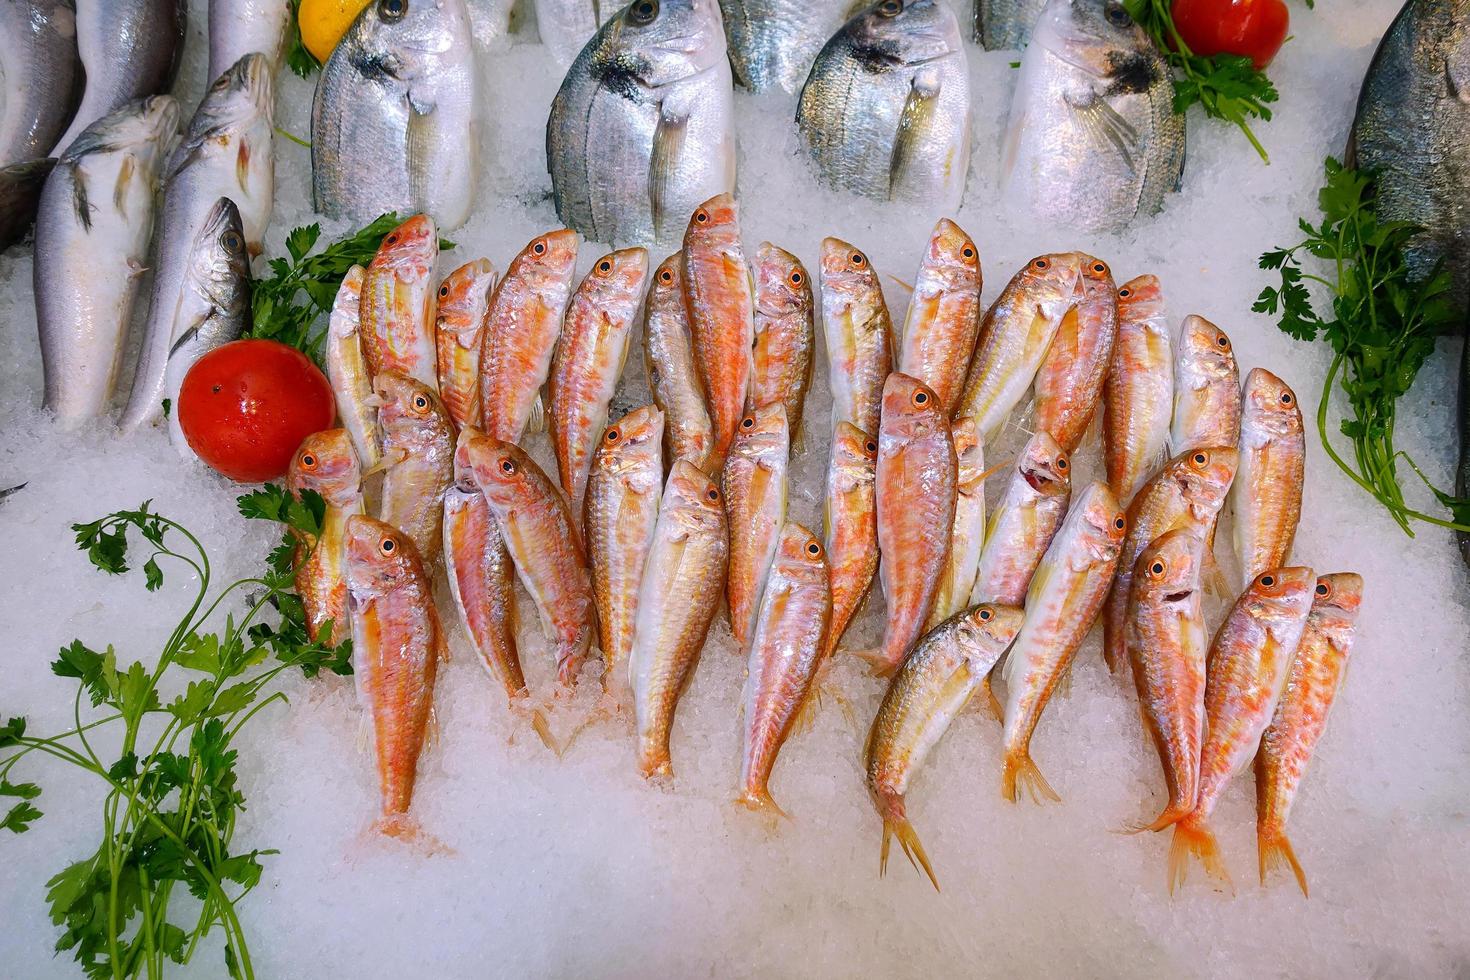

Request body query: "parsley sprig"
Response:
[1254, 157, 1468, 534]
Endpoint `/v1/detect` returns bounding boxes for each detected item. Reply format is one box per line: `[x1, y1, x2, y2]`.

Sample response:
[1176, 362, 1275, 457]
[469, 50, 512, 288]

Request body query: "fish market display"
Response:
[549, 247, 650, 524]
[897, 218, 981, 417]
[1103, 274, 1172, 505]
[377, 372, 456, 567]
[535, 0, 616, 67]
[723, 405, 790, 653]
[925, 416, 984, 630]
[1032, 256, 1117, 453]
[821, 238, 892, 442]
[643, 253, 714, 468]
[872, 372, 955, 675]
[480, 229, 579, 443]
[1170, 315, 1240, 454]
[999, 483, 1125, 802]
[720, 0, 852, 93]
[955, 252, 1083, 441]
[546, 0, 735, 245]
[865, 603, 1024, 888]
[1231, 368, 1304, 590]
[345, 514, 443, 835]
[970, 431, 1071, 608]
[326, 266, 381, 470]
[52, 0, 184, 154]
[684, 195, 755, 470]
[738, 521, 832, 814]
[34, 97, 177, 424]
[434, 258, 498, 430]
[121, 54, 274, 431]
[823, 422, 878, 658]
[287, 428, 364, 646]
[797, 0, 971, 208]
[1256, 572, 1363, 897]
[311, 0, 477, 229]
[585, 406, 665, 701]
[974, 0, 1046, 49]
[466, 437, 596, 689]
[163, 197, 253, 449]
[208, 0, 290, 79]
[1001, 0, 1184, 232]
[1171, 566, 1314, 892]
[360, 214, 440, 392]
[630, 460, 729, 778]
[0, 0, 81, 166]
[749, 243, 815, 441]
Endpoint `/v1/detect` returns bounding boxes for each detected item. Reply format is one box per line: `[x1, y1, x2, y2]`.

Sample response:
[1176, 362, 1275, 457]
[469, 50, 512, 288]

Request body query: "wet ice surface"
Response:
[3, 0, 1470, 976]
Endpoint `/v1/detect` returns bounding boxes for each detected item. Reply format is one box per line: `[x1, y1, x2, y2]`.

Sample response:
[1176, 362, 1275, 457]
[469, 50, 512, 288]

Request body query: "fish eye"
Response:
[1148, 560, 1166, 578]
[605, 427, 621, 443]
[706, 487, 720, 501]
[1315, 581, 1331, 598]
[413, 394, 429, 411]
[1104, 2, 1131, 26]
[378, 0, 406, 19]
[1192, 451, 1208, 466]
[385, 232, 400, 246]
[379, 536, 397, 555]
[789, 270, 804, 287]
[659, 268, 674, 285]
[1280, 390, 1294, 406]
[877, 0, 901, 15]
[864, 439, 877, 454]
[1215, 334, 1230, 349]
[597, 258, 613, 274]
[439, 283, 451, 298]
[741, 416, 755, 430]
[806, 541, 822, 557]
[961, 245, 976, 260]
[850, 251, 867, 268]
[1258, 574, 1276, 588]
[911, 389, 929, 407]
[1118, 287, 1131, 298]
[694, 208, 710, 225]
[221, 230, 242, 253]
[1113, 516, 1126, 530]
[1033, 257, 1049, 270]
[500, 458, 517, 475]
[1091, 261, 1108, 275]
[1055, 455, 1068, 471]
[978, 606, 993, 622]
[628, 0, 657, 24]
[532, 240, 547, 255]
[300, 452, 317, 469]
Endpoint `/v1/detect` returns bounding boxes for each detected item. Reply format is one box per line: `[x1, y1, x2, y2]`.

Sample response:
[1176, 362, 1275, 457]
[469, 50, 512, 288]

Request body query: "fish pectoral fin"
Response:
[1064, 89, 1138, 175]
[889, 68, 943, 199]
[649, 100, 691, 240]
[113, 154, 137, 218]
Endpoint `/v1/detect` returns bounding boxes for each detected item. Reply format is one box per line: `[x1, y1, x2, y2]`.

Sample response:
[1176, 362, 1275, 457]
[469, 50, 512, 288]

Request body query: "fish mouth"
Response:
[1164, 589, 1193, 603]
[1022, 468, 1055, 493]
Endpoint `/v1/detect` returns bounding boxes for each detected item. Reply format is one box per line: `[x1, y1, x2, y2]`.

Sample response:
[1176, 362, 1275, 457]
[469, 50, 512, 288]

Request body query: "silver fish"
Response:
[50, 0, 184, 155]
[547, 0, 736, 246]
[720, 0, 854, 94]
[1000, 0, 1183, 232]
[164, 198, 253, 450]
[535, 0, 617, 67]
[208, 0, 291, 79]
[796, 0, 971, 208]
[312, 0, 477, 230]
[0, 0, 81, 165]
[121, 55, 274, 432]
[974, 0, 1046, 50]
[35, 97, 178, 424]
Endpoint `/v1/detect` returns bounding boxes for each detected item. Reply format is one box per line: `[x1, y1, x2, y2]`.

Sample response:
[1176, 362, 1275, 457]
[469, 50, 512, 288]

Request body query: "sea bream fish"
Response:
[208, 0, 290, 79]
[49, 0, 183, 155]
[287, 428, 364, 646]
[121, 54, 274, 432]
[34, 97, 177, 424]
[546, 0, 736, 246]
[164, 198, 253, 451]
[820, 238, 892, 443]
[974, 0, 1047, 50]
[643, 252, 714, 468]
[360, 214, 440, 392]
[897, 218, 982, 418]
[797, 0, 972, 208]
[312, 0, 477, 230]
[1000, 0, 1184, 232]
[326, 266, 381, 470]
[0, 0, 81, 166]
[720, 0, 854, 93]
[535, 0, 616, 67]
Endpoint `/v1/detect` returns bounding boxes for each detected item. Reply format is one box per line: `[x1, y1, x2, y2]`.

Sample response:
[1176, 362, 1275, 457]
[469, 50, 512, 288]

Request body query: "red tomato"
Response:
[178, 339, 336, 483]
[1170, 0, 1288, 70]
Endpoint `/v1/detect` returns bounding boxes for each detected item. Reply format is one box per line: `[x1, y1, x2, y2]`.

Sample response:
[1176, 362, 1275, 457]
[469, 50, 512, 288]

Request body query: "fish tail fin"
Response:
[1259, 828, 1308, 897]
[735, 785, 790, 822]
[529, 707, 559, 757]
[875, 790, 938, 891]
[1001, 748, 1060, 805]
[1168, 814, 1231, 896]
[369, 814, 453, 856]
[850, 646, 900, 678]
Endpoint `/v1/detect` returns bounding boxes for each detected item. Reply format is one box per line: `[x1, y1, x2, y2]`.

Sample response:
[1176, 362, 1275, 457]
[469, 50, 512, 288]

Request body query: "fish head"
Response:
[1033, 0, 1157, 84]
[1072, 480, 1127, 557]
[664, 458, 727, 532]
[844, 0, 962, 69]
[344, 514, 424, 599]
[287, 428, 362, 506]
[189, 197, 252, 312]
[922, 218, 980, 287]
[1176, 315, 1236, 383]
[596, 405, 665, 485]
[819, 237, 880, 299]
[594, 0, 728, 85]
[1079, 254, 1116, 295]
[1017, 430, 1071, 498]
[1134, 527, 1203, 604]
[1117, 273, 1164, 322]
[1246, 566, 1317, 624]
[64, 95, 182, 164]
[452, 425, 484, 490]
[1172, 445, 1237, 510]
[463, 435, 545, 512]
[685, 193, 741, 252]
[650, 252, 684, 302]
[1013, 252, 1086, 320]
[584, 247, 650, 305]
[510, 228, 580, 294]
[830, 421, 879, 483]
[339, 0, 471, 79]
[374, 371, 448, 448]
[329, 265, 367, 338]
[754, 243, 812, 318]
[953, 603, 1025, 657]
[1310, 572, 1363, 626]
[371, 214, 438, 279]
[1242, 367, 1303, 439]
[435, 258, 496, 334]
[775, 521, 829, 582]
[879, 372, 946, 445]
[730, 403, 790, 466]
[951, 415, 985, 488]
[197, 53, 274, 131]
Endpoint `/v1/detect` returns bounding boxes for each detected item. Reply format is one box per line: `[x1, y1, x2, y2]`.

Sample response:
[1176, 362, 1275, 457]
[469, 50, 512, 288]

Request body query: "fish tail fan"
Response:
[1001, 748, 1060, 805]
[1168, 814, 1231, 896]
[1259, 828, 1309, 898]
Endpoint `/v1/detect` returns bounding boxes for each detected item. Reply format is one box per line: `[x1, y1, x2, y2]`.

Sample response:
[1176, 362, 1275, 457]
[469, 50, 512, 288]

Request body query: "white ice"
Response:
[2, 0, 1468, 976]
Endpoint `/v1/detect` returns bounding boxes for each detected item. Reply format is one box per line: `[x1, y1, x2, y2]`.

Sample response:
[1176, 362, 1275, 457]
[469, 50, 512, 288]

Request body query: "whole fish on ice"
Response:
[643, 252, 714, 468]
[1103, 274, 1172, 505]
[287, 428, 364, 646]
[748, 243, 815, 441]
[1231, 368, 1304, 591]
[897, 218, 981, 418]
[683, 194, 754, 471]
[821, 237, 892, 443]
[434, 258, 499, 430]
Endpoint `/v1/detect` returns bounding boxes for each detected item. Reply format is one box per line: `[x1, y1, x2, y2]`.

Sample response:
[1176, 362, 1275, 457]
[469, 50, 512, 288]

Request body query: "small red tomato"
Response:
[178, 339, 336, 483]
[1170, 0, 1288, 70]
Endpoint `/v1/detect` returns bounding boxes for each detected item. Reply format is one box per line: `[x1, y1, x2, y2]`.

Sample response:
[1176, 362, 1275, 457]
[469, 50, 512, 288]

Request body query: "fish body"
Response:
[820, 237, 892, 441]
[287, 429, 364, 646]
[1000, 482, 1125, 802]
[720, 0, 852, 93]
[312, 0, 477, 229]
[722, 404, 790, 652]
[208, 0, 289, 79]
[535, 0, 616, 67]
[874, 372, 956, 675]
[738, 521, 832, 813]
[1256, 572, 1363, 897]
[164, 197, 253, 450]
[1170, 565, 1315, 892]
[865, 603, 1024, 888]
[683, 194, 754, 471]
[585, 405, 665, 699]
[1032, 255, 1118, 452]
[1103, 274, 1172, 505]
[643, 252, 714, 468]
[898, 218, 981, 417]
[377, 372, 456, 567]
[434, 258, 498, 430]
[34, 97, 177, 423]
[974, 0, 1046, 49]
[51, 0, 183, 156]
[823, 421, 878, 658]
[546, 0, 735, 246]
[1001, 0, 1184, 232]
[1169, 314, 1238, 454]
[797, 0, 971, 208]
[345, 514, 442, 831]
[629, 460, 729, 777]
[549, 246, 650, 524]
[326, 266, 381, 471]
[0, 0, 81, 165]
[480, 229, 580, 442]
[0, 157, 56, 252]
[970, 430, 1070, 607]
[749, 243, 815, 440]
[360, 214, 440, 392]
[955, 252, 1084, 440]
[925, 416, 985, 630]
[466, 437, 596, 688]
[121, 55, 274, 431]
[1102, 445, 1236, 671]
[1232, 368, 1304, 591]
